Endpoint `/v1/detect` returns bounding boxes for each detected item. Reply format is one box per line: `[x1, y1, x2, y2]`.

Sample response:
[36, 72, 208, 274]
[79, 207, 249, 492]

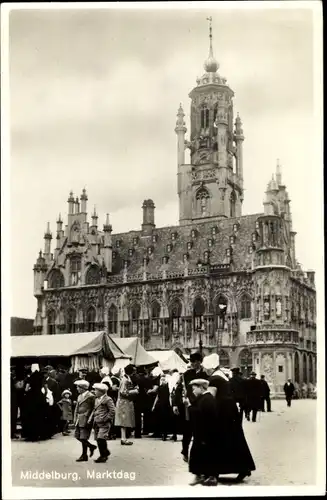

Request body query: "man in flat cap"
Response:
[172, 352, 208, 462]
[89, 383, 116, 462]
[188, 378, 218, 486]
[73, 380, 96, 461]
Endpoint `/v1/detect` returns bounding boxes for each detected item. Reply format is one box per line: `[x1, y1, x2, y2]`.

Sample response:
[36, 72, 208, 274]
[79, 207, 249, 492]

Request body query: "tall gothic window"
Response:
[108, 304, 118, 334]
[131, 303, 141, 335]
[218, 349, 230, 368]
[196, 187, 210, 216]
[48, 269, 65, 289]
[200, 106, 209, 129]
[230, 191, 236, 218]
[240, 294, 251, 319]
[170, 299, 182, 335]
[47, 309, 56, 335]
[239, 349, 252, 378]
[70, 256, 81, 286]
[86, 306, 96, 332]
[67, 308, 77, 333]
[263, 283, 270, 320]
[193, 297, 205, 331]
[151, 301, 161, 334]
[215, 295, 228, 330]
[85, 265, 101, 285]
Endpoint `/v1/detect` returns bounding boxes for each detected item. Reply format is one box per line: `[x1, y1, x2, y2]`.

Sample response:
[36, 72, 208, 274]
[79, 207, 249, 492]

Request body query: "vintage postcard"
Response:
[1, 1, 325, 499]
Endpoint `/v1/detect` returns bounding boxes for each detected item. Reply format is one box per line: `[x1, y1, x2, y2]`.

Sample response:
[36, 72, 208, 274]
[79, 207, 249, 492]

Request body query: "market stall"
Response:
[11, 331, 131, 373]
[113, 337, 157, 367]
[148, 350, 188, 373]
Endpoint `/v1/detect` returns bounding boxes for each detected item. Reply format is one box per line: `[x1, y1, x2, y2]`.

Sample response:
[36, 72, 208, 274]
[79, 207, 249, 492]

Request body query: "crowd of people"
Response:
[10, 353, 312, 485]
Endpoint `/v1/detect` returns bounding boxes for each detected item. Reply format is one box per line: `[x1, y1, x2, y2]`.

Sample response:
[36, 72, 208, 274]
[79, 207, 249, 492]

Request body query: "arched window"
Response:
[218, 349, 230, 368]
[263, 282, 270, 320]
[67, 308, 77, 333]
[48, 269, 65, 289]
[108, 304, 118, 334]
[196, 187, 210, 216]
[230, 191, 236, 218]
[47, 309, 56, 335]
[239, 349, 252, 378]
[200, 106, 209, 129]
[70, 255, 81, 286]
[294, 351, 300, 383]
[308, 355, 313, 384]
[131, 303, 141, 335]
[86, 306, 96, 332]
[193, 297, 205, 331]
[303, 354, 307, 383]
[170, 299, 182, 335]
[151, 301, 161, 334]
[240, 294, 251, 319]
[215, 295, 228, 330]
[85, 265, 100, 285]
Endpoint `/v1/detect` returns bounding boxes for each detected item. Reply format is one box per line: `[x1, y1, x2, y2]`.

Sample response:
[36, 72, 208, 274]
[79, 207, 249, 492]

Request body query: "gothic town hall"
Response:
[33, 24, 316, 396]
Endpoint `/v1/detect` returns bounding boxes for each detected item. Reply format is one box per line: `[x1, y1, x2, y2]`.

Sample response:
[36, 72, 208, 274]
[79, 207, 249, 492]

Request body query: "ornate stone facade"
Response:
[32, 21, 316, 396]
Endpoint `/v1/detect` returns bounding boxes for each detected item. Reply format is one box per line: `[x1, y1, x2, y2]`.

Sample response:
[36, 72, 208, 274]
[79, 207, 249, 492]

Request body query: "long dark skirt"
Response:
[189, 440, 218, 477]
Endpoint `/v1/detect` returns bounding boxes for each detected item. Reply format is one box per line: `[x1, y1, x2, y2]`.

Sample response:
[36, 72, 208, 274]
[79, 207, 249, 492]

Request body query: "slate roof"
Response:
[110, 213, 263, 276]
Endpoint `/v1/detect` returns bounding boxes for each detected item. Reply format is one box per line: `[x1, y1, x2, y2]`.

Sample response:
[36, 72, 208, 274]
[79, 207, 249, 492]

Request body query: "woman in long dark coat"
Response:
[203, 354, 256, 483]
[152, 374, 173, 441]
[22, 366, 49, 441]
[188, 379, 220, 486]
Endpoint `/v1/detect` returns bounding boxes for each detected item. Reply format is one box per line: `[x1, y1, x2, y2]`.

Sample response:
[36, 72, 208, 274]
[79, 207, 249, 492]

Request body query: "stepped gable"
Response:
[111, 213, 262, 276]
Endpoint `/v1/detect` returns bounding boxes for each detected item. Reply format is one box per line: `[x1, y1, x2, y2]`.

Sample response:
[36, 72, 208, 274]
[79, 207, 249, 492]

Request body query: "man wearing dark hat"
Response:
[246, 372, 263, 422]
[172, 352, 208, 462]
[259, 375, 271, 412]
[229, 367, 247, 422]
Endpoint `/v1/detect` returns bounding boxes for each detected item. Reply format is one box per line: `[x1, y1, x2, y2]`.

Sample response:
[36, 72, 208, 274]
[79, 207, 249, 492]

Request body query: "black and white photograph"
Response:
[1, 1, 325, 498]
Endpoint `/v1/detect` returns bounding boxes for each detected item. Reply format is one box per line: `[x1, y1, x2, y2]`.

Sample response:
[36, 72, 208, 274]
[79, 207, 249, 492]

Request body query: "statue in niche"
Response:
[276, 298, 282, 317]
[264, 299, 270, 318]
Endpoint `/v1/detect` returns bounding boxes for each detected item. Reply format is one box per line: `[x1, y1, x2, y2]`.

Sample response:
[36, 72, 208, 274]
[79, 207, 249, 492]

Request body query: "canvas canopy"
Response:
[11, 331, 130, 360]
[148, 350, 188, 373]
[113, 337, 157, 367]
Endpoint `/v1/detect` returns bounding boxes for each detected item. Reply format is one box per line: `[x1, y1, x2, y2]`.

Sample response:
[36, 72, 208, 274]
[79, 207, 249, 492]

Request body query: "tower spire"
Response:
[204, 16, 218, 73]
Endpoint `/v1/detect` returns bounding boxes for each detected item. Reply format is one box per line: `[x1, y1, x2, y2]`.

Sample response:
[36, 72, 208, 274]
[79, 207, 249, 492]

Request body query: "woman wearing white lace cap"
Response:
[201, 353, 256, 485]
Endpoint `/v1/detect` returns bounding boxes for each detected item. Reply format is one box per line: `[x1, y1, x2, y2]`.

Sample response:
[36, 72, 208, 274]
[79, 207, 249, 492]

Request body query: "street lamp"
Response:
[198, 326, 204, 356]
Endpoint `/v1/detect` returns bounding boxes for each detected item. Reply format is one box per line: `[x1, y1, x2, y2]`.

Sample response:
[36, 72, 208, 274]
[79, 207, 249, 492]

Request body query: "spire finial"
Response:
[207, 16, 213, 57]
[204, 16, 218, 73]
[276, 158, 282, 185]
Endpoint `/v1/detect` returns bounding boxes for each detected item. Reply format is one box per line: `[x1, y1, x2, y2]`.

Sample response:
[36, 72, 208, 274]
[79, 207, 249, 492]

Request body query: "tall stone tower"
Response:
[176, 18, 244, 225]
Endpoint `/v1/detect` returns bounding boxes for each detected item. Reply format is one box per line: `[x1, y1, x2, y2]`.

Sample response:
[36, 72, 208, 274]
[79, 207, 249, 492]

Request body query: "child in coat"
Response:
[57, 389, 73, 436]
[90, 383, 116, 462]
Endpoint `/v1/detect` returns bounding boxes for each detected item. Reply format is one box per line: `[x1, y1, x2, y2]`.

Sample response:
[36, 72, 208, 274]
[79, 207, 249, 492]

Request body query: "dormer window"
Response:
[233, 223, 239, 233]
[191, 229, 197, 239]
[171, 232, 177, 241]
[116, 240, 121, 248]
[183, 253, 189, 263]
[226, 247, 232, 258]
[152, 234, 158, 243]
[211, 226, 217, 236]
[248, 246, 254, 254]
[147, 247, 153, 256]
[187, 242, 193, 251]
[143, 257, 148, 266]
[208, 239, 213, 248]
[128, 248, 134, 257]
[230, 235, 235, 245]
[204, 251, 210, 263]
[255, 221, 260, 230]
[252, 232, 258, 243]
[167, 244, 173, 253]
[162, 256, 169, 265]
[112, 251, 116, 259]
[133, 237, 138, 246]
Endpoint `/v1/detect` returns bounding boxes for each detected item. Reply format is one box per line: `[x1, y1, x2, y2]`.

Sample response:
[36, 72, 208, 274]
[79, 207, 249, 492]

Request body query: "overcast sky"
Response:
[7, 4, 322, 318]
